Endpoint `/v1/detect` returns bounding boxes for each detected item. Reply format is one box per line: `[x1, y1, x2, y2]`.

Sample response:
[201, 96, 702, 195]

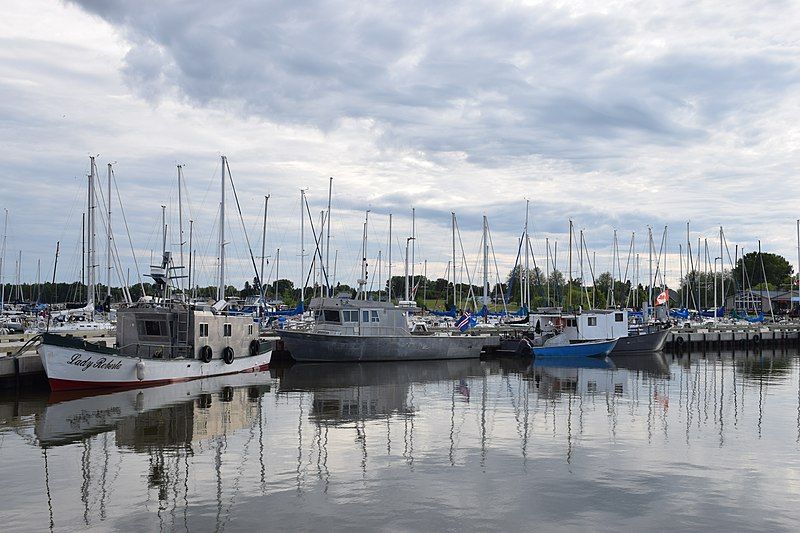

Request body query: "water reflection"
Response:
[3, 352, 800, 531]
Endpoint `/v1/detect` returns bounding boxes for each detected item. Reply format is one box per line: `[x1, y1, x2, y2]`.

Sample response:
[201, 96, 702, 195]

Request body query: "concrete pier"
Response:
[667, 324, 800, 352]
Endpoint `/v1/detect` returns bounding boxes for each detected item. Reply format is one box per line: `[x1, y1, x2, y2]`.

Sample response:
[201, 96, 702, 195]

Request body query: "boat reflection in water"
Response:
[529, 352, 671, 399]
[35, 370, 274, 448]
[278, 359, 486, 424]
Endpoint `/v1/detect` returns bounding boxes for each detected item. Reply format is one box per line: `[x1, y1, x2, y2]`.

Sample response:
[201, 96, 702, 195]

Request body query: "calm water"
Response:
[3, 350, 800, 532]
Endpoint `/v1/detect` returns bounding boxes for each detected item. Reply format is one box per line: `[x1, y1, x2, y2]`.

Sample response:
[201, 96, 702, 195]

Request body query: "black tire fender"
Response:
[249, 339, 260, 357]
[223, 346, 235, 364]
[199, 345, 213, 363]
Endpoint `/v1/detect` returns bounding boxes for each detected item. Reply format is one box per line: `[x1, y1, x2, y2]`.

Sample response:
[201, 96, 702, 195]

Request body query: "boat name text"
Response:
[67, 353, 124, 372]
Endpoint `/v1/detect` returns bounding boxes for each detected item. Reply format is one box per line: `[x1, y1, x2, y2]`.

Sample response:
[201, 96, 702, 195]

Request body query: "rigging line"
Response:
[302, 197, 330, 290]
[224, 160, 262, 292]
[454, 216, 478, 311]
[111, 169, 145, 295]
[486, 221, 509, 314]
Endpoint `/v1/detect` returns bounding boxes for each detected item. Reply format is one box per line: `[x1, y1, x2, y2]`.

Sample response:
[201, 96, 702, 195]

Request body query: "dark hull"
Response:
[278, 330, 497, 362]
[610, 329, 670, 354]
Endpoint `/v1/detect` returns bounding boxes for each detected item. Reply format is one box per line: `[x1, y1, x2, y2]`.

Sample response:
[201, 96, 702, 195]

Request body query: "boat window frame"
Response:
[342, 309, 358, 323]
[223, 323, 232, 337]
[587, 316, 597, 327]
[615, 313, 624, 322]
[370, 310, 380, 322]
[199, 323, 209, 337]
[362, 310, 370, 323]
[323, 309, 341, 323]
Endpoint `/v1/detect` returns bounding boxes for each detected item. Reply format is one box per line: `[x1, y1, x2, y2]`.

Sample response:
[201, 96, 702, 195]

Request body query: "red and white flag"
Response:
[655, 289, 669, 306]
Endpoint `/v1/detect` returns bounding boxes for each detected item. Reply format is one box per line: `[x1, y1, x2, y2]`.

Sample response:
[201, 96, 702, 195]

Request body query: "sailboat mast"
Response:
[300, 188, 305, 304]
[483, 215, 489, 306]
[411, 207, 415, 293]
[177, 165, 185, 291]
[388, 213, 392, 301]
[88, 157, 96, 312]
[325, 177, 332, 297]
[218, 155, 226, 301]
[719, 226, 724, 312]
[0, 208, 7, 312]
[523, 200, 529, 310]
[451, 212, 456, 308]
[568, 220, 573, 309]
[188, 220, 194, 299]
[107, 163, 112, 300]
[797, 219, 799, 307]
[260, 195, 269, 299]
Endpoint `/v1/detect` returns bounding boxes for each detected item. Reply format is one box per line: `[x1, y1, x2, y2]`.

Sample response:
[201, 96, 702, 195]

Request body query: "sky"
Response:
[1, 0, 799, 294]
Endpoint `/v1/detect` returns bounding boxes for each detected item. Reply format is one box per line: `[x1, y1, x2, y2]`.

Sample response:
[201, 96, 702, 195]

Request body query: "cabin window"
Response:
[323, 310, 341, 323]
[370, 310, 380, 322]
[144, 320, 163, 336]
[587, 381, 597, 393]
[342, 310, 358, 322]
[248, 324, 254, 335]
[223, 323, 232, 337]
[199, 323, 209, 337]
[588, 317, 597, 327]
[362, 310, 370, 323]
[615, 313, 624, 322]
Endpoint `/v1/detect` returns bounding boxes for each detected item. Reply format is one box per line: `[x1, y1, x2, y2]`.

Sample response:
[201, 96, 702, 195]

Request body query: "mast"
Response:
[88, 157, 96, 313]
[482, 215, 489, 306]
[568, 220, 573, 309]
[388, 213, 392, 301]
[523, 200, 529, 310]
[647, 226, 653, 313]
[274, 248, 280, 301]
[188, 220, 194, 299]
[177, 165, 185, 292]
[217, 155, 226, 301]
[325, 177, 332, 297]
[300, 188, 305, 304]
[107, 163, 112, 300]
[359, 210, 369, 299]
[404, 236, 414, 302]
[51, 241, 59, 304]
[411, 207, 415, 294]
[260, 195, 269, 300]
[451, 212, 456, 308]
[0, 208, 7, 312]
[545, 237, 550, 307]
[797, 220, 799, 309]
[720, 226, 724, 313]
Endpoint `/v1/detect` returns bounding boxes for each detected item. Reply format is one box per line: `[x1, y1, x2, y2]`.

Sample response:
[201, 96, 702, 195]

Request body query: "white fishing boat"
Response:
[38, 155, 274, 391]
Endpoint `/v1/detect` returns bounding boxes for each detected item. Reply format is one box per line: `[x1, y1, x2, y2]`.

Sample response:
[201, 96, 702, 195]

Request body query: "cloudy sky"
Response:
[2, 0, 799, 293]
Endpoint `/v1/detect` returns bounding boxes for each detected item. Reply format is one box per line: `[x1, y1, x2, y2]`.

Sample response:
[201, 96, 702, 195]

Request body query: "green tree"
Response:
[732, 252, 793, 290]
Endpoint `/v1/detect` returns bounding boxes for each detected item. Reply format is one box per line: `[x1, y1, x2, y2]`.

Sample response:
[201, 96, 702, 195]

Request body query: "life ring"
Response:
[222, 346, 235, 365]
[675, 336, 685, 346]
[752, 334, 761, 345]
[199, 345, 213, 363]
[249, 339, 260, 357]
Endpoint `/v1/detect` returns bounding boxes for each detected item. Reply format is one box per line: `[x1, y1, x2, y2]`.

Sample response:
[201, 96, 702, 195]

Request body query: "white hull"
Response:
[36, 370, 274, 445]
[39, 342, 272, 391]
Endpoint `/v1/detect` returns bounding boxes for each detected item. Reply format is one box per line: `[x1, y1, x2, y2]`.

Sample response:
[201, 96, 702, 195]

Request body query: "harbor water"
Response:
[2, 350, 800, 531]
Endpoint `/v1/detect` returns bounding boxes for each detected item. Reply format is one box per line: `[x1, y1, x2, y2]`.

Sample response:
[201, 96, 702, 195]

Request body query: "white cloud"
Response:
[1, 0, 800, 294]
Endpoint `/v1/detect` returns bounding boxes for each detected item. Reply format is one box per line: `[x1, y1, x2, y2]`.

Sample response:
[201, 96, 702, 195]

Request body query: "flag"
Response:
[655, 289, 669, 306]
[456, 311, 475, 332]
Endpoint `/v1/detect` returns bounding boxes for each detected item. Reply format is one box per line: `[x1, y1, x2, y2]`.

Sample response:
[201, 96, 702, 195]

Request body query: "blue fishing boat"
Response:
[531, 338, 617, 358]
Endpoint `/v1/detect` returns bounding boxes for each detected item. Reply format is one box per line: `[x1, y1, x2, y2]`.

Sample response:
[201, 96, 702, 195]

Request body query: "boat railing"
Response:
[118, 342, 193, 360]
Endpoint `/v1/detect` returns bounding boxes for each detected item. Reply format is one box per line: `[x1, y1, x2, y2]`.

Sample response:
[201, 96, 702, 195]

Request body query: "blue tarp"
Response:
[669, 308, 690, 319]
[265, 301, 305, 317]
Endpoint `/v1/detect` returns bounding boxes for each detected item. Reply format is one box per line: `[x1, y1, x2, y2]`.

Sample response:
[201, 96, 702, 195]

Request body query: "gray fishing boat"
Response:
[610, 326, 670, 354]
[278, 297, 499, 362]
